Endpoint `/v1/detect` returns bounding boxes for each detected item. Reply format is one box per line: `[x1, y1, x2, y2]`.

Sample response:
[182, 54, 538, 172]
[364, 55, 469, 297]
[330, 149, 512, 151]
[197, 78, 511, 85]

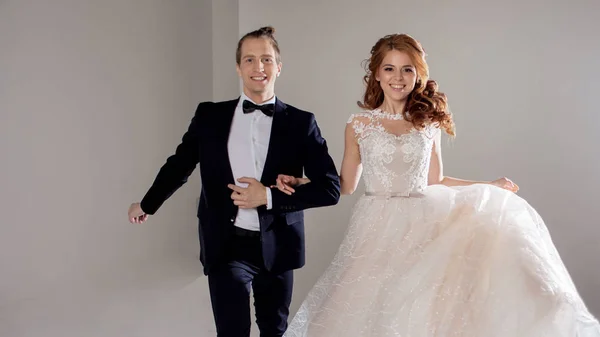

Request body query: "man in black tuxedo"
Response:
[127, 26, 340, 337]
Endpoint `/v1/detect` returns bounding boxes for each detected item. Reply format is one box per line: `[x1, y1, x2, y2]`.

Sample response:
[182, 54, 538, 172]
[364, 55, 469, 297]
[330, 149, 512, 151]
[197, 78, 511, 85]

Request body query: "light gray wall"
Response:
[239, 0, 600, 318]
[0, 0, 219, 336]
[212, 0, 240, 101]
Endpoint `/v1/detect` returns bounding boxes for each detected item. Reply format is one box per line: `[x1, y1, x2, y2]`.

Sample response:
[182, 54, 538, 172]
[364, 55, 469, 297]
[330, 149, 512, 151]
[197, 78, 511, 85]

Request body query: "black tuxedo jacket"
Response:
[140, 98, 341, 275]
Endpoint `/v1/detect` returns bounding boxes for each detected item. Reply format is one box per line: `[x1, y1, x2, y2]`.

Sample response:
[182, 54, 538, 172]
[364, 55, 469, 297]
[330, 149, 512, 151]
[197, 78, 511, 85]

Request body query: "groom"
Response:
[127, 26, 340, 336]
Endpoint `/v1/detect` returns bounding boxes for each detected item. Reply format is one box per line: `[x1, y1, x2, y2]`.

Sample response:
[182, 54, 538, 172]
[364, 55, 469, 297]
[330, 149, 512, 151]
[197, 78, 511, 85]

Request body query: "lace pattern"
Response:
[347, 110, 438, 196]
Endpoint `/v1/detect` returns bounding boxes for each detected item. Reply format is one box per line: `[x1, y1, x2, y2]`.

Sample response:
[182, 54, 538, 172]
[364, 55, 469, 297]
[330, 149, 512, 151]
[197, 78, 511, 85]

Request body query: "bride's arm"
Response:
[340, 121, 363, 195]
[428, 130, 487, 186]
[275, 118, 363, 195]
[428, 129, 518, 192]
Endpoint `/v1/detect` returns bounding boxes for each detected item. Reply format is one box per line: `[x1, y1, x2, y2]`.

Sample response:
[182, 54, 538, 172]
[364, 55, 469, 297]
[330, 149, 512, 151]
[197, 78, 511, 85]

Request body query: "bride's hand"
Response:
[271, 174, 310, 195]
[490, 177, 519, 193]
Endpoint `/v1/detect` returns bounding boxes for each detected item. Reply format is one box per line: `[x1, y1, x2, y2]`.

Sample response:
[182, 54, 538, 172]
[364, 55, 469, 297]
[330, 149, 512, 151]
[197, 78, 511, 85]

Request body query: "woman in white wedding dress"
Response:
[276, 34, 600, 336]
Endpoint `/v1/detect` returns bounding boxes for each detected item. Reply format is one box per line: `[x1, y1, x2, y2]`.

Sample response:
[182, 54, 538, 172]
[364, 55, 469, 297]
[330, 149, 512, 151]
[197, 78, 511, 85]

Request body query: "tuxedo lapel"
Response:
[260, 98, 288, 185]
[218, 98, 239, 186]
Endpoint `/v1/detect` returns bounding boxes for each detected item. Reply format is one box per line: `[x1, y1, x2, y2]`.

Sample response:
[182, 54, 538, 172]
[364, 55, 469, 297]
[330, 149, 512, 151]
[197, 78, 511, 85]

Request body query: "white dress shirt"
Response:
[227, 93, 275, 231]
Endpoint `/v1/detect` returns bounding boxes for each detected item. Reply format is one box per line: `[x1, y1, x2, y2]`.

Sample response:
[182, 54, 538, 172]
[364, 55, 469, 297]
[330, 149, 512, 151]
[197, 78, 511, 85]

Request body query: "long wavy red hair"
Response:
[358, 34, 455, 136]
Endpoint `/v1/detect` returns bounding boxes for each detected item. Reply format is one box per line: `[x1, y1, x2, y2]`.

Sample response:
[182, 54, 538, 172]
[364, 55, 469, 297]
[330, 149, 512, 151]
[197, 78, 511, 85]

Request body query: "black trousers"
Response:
[208, 227, 294, 337]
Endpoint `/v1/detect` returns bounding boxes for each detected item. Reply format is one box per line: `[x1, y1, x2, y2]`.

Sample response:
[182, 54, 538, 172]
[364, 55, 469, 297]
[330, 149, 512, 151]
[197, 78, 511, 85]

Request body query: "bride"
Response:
[276, 33, 600, 336]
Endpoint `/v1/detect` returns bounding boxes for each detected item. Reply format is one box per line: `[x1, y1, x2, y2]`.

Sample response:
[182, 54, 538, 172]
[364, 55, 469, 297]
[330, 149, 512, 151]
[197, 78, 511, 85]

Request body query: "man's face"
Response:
[236, 37, 282, 101]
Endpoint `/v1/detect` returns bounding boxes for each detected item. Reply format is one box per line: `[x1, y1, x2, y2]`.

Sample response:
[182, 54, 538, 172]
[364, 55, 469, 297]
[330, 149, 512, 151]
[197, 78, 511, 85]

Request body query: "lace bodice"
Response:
[347, 109, 439, 196]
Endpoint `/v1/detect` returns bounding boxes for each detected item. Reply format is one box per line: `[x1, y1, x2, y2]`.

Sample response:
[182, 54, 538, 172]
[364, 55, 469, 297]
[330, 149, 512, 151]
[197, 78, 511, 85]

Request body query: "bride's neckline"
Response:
[371, 108, 405, 120]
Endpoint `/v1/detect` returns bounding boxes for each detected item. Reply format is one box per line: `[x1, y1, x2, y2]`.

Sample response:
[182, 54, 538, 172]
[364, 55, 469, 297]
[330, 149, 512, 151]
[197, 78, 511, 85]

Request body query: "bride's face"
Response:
[375, 50, 417, 103]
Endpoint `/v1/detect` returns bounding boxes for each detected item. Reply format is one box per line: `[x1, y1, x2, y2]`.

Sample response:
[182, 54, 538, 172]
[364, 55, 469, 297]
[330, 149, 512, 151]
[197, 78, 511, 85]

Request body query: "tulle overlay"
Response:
[283, 110, 599, 336]
[284, 184, 600, 336]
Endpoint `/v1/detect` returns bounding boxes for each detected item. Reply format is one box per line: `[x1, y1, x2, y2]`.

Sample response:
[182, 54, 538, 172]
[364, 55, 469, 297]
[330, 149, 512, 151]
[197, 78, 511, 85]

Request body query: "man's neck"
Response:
[243, 89, 275, 105]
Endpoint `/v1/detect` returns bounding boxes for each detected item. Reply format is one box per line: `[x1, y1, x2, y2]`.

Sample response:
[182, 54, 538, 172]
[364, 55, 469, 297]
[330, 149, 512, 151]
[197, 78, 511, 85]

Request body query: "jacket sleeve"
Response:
[139, 103, 206, 214]
[270, 113, 341, 212]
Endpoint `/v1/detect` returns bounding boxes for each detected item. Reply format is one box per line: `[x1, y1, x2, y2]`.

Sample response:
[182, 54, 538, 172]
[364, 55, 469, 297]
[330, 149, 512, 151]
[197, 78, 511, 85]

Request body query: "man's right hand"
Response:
[128, 202, 148, 224]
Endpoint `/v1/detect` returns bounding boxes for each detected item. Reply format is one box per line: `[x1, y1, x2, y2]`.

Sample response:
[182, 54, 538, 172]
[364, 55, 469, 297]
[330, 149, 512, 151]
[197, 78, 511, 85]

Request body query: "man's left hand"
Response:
[228, 177, 267, 209]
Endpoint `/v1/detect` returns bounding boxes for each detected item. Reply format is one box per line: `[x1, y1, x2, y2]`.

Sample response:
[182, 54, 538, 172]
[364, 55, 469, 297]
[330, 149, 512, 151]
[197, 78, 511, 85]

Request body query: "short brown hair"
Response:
[236, 26, 281, 65]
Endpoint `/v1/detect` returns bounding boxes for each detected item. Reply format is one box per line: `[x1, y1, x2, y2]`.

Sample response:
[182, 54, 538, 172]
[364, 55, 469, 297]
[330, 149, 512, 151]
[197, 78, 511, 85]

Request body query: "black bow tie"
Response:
[242, 100, 275, 117]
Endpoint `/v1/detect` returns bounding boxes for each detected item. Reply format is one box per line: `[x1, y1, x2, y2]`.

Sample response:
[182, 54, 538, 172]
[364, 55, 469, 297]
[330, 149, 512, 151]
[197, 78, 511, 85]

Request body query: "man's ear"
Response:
[277, 62, 282, 77]
[236, 63, 242, 78]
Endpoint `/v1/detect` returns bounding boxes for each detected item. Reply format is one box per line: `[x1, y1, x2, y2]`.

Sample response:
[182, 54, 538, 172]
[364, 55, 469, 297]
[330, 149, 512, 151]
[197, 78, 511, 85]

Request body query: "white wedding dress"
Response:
[283, 109, 600, 336]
